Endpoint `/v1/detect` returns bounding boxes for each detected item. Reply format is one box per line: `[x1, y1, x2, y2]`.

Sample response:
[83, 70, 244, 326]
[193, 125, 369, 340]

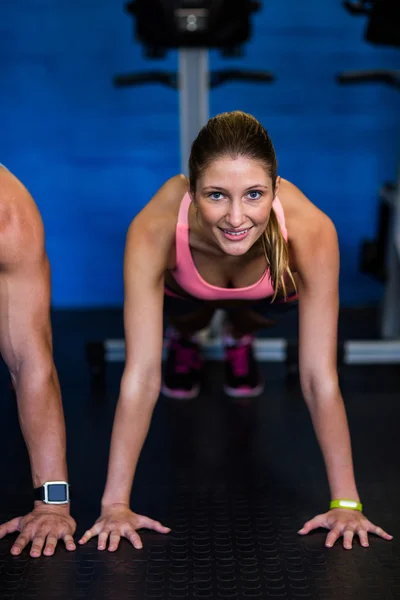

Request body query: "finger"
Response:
[63, 534, 76, 552]
[30, 535, 46, 558]
[108, 532, 121, 552]
[124, 528, 143, 550]
[297, 515, 324, 535]
[358, 529, 369, 548]
[368, 524, 393, 541]
[10, 534, 29, 556]
[97, 531, 110, 551]
[137, 516, 171, 534]
[78, 523, 102, 545]
[43, 535, 59, 556]
[325, 527, 342, 548]
[0, 518, 20, 539]
[343, 529, 355, 550]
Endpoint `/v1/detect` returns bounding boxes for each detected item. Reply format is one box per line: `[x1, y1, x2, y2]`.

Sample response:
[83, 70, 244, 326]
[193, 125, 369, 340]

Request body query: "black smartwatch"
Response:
[34, 481, 70, 505]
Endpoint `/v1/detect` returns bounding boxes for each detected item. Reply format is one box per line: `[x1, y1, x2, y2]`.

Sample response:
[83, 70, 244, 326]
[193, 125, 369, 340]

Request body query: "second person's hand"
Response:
[78, 503, 171, 551]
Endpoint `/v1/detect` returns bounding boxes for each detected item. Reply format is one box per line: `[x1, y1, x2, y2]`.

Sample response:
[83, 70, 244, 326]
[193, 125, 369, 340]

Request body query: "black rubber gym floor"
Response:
[0, 309, 399, 600]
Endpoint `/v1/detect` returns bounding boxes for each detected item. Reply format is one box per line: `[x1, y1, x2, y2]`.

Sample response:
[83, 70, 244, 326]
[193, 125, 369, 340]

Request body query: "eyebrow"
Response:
[202, 184, 269, 192]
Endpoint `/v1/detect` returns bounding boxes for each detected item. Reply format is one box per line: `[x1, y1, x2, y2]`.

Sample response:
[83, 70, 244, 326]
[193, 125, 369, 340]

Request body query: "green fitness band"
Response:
[330, 499, 363, 512]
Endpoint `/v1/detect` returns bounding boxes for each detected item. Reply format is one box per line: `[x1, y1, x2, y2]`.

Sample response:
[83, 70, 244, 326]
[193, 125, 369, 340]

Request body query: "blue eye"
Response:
[209, 192, 224, 200]
[248, 191, 262, 200]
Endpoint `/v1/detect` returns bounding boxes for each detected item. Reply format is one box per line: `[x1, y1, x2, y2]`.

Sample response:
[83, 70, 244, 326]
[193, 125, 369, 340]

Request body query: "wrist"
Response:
[330, 491, 360, 503]
[34, 500, 71, 513]
[101, 501, 130, 514]
[101, 497, 130, 510]
[330, 483, 360, 502]
[32, 467, 68, 490]
[101, 483, 130, 509]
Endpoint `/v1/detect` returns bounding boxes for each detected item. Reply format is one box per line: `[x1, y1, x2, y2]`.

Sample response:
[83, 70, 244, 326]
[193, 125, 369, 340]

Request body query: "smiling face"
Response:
[191, 155, 279, 256]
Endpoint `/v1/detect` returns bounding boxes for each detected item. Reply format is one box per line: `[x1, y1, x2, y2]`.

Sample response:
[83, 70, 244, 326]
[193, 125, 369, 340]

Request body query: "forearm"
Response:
[306, 387, 360, 501]
[14, 362, 67, 488]
[101, 391, 158, 507]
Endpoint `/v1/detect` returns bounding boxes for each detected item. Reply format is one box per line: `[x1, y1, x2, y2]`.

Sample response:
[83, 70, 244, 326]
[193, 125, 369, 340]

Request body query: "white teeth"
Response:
[224, 229, 248, 236]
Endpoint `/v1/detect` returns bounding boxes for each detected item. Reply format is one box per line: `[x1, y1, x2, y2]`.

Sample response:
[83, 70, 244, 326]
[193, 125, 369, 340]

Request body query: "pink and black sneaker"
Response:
[223, 334, 264, 398]
[161, 330, 203, 399]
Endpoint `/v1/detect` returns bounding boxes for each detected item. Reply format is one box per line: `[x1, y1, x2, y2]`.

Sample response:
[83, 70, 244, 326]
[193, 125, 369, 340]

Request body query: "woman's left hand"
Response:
[297, 508, 393, 549]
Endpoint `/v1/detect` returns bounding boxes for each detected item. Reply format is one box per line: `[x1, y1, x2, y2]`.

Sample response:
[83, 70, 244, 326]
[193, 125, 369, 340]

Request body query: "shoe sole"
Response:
[223, 382, 264, 398]
[161, 383, 200, 399]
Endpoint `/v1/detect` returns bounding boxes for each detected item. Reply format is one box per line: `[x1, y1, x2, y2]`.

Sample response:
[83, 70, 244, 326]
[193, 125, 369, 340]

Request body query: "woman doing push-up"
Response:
[79, 111, 392, 552]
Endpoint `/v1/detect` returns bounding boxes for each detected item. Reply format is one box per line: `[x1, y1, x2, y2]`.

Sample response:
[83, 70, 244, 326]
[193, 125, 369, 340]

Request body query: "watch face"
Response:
[47, 484, 68, 502]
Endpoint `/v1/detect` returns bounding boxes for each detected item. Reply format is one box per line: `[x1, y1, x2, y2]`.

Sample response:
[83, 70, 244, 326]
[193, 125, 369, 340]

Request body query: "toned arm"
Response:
[102, 175, 187, 506]
[284, 180, 358, 500]
[79, 175, 187, 551]
[0, 171, 66, 488]
[0, 168, 76, 557]
[100, 217, 169, 506]
[284, 180, 392, 549]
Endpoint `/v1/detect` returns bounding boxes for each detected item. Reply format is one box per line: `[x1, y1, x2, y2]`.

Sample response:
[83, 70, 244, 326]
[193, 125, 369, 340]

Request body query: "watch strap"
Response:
[34, 486, 45, 502]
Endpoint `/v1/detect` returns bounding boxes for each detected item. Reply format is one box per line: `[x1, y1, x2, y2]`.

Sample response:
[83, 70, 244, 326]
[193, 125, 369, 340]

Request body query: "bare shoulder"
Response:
[278, 178, 338, 273]
[0, 168, 45, 266]
[131, 173, 188, 229]
[126, 174, 188, 261]
[279, 178, 337, 239]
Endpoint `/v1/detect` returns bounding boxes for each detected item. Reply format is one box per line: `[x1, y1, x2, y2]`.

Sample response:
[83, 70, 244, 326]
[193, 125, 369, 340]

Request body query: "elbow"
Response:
[119, 367, 161, 407]
[300, 369, 340, 406]
[11, 354, 57, 395]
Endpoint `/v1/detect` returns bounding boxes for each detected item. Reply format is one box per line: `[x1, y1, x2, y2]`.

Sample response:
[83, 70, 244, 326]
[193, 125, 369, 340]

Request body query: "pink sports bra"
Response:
[170, 193, 289, 301]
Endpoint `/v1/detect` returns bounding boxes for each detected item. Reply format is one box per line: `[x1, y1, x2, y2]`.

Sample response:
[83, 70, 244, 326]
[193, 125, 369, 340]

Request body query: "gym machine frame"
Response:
[338, 0, 400, 347]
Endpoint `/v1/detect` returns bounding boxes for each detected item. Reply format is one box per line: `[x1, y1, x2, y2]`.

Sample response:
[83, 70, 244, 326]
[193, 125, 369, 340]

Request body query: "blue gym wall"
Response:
[1, 1, 399, 307]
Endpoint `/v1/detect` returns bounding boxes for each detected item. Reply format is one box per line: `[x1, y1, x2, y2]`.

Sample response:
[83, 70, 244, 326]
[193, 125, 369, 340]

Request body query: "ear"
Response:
[274, 176, 281, 198]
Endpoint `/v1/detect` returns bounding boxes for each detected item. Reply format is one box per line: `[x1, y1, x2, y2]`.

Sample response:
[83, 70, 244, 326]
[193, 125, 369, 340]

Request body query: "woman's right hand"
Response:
[78, 503, 171, 551]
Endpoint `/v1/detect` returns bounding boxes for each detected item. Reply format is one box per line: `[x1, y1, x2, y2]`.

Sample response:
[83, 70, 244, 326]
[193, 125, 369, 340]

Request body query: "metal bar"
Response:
[104, 338, 287, 363]
[103, 338, 400, 364]
[345, 340, 400, 364]
[178, 48, 225, 336]
[179, 49, 209, 175]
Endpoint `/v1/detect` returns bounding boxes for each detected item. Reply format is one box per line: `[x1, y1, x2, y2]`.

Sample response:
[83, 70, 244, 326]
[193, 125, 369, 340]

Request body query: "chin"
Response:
[219, 239, 253, 256]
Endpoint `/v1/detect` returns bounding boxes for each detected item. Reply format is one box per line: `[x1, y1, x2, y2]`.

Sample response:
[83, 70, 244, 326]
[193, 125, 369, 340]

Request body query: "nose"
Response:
[226, 200, 245, 228]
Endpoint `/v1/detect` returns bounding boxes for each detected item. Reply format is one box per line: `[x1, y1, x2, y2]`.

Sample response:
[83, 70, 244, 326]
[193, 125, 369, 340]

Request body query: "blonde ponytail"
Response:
[261, 208, 296, 302]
